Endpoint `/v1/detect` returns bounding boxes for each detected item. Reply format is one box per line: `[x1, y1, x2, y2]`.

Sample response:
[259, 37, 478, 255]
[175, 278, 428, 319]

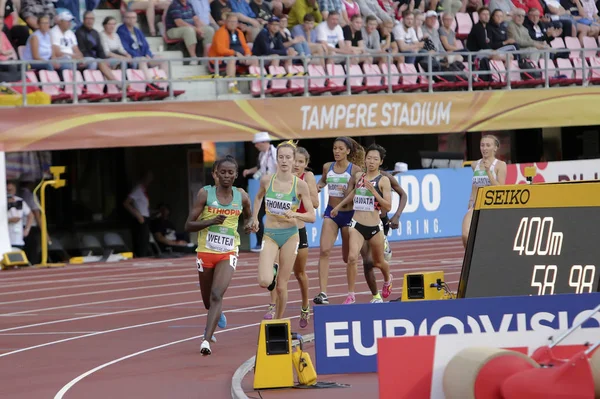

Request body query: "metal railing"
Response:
[0, 46, 597, 107]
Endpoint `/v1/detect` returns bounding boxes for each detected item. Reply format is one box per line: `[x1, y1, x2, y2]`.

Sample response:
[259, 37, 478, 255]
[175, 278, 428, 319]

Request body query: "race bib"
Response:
[354, 188, 375, 212]
[206, 225, 236, 252]
[472, 170, 490, 187]
[266, 197, 292, 216]
[327, 176, 349, 198]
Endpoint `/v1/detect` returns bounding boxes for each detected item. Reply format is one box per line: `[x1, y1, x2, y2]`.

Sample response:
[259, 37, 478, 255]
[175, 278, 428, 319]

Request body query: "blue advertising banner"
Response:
[247, 167, 472, 248]
[313, 293, 600, 375]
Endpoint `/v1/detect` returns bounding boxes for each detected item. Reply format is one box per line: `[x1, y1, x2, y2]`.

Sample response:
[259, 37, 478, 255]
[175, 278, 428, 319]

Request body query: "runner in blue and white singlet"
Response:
[461, 135, 507, 248]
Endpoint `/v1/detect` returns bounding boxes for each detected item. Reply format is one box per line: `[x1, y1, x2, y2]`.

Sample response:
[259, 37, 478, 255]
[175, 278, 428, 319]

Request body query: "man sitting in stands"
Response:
[229, 0, 262, 41]
[150, 203, 196, 254]
[208, 12, 256, 93]
[507, 8, 548, 62]
[75, 11, 119, 82]
[50, 11, 86, 71]
[316, 11, 356, 63]
[252, 16, 297, 68]
[165, 0, 214, 63]
[117, 11, 169, 83]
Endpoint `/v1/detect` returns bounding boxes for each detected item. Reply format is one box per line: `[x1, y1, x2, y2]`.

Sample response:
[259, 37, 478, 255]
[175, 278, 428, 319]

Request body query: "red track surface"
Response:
[0, 237, 464, 399]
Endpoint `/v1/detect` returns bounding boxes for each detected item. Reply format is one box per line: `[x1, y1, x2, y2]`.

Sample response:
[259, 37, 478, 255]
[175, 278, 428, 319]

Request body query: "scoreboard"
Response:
[458, 181, 600, 298]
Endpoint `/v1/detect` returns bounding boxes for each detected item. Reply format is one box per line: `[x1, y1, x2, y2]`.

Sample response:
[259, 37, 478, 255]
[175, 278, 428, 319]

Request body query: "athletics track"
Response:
[0, 237, 464, 399]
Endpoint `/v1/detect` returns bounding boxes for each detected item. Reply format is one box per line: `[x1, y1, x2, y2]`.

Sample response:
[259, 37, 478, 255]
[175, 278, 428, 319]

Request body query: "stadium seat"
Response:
[581, 36, 598, 59]
[398, 63, 428, 91]
[551, 37, 566, 51]
[162, 11, 181, 45]
[327, 64, 347, 94]
[249, 65, 271, 97]
[472, 11, 479, 23]
[267, 65, 294, 96]
[363, 64, 387, 92]
[345, 64, 367, 93]
[489, 59, 508, 88]
[572, 57, 587, 83]
[286, 64, 306, 95]
[417, 63, 459, 90]
[38, 69, 72, 102]
[588, 57, 600, 84]
[149, 67, 185, 97]
[126, 69, 169, 100]
[83, 69, 120, 101]
[455, 13, 472, 39]
[62, 69, 104, 102]
[103, 232, 130, 253]
[564, 36, 583, 60]
[378, 63, 402, 92]
[509, 60, 543, 88]
[556, 58, 581, 85]
[80, 234, 104, 256]
[306, 64, 331, 94]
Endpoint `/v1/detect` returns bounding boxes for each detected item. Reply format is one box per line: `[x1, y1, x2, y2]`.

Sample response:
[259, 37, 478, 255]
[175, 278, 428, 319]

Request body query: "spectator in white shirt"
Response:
[6, 181, 33, 251]
[316, 11, 356, 63]
[123, 171, 154, 258]
[242, 132, 277, 252]
[50, 11, 86, 71]
[393, 9, 425, 63]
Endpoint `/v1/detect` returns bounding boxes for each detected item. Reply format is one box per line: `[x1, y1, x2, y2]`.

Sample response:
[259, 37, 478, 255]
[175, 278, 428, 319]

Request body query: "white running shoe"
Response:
[200, 340, 212, 356]
[384, 237, 392, 262]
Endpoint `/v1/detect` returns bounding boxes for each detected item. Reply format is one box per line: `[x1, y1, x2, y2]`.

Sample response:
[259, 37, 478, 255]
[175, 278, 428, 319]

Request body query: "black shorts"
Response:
[380, 214, 390, 236]
[298, 227, 309, 249]
[350, 219, 381, 241]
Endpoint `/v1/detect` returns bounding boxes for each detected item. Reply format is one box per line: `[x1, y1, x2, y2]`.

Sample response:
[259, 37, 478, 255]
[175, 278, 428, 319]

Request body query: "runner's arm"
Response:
[251, 175, 270, 221]
[239, 188, 254, 233]
[288, 180, 315, 223]
[381, 170, 406, 224]
[305, 171, 319, 209]
[316, 163, 329, 191]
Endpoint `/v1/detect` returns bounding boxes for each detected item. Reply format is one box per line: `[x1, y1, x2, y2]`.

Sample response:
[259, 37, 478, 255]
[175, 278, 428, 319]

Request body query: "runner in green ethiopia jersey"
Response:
[250, 140, 315, 321]
[462, 135, 507, 248]
[331, 144, 393, 305]
[185, 156, 253, 357]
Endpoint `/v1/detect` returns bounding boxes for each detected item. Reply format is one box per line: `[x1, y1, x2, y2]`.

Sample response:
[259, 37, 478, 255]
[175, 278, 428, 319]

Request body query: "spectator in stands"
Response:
[22, 15, 56, 71]
[361, 14, 382, 54]
[524, 6, 563, 45]
[19, 179, 41, 265]
[150, 203, 196, 254]
[466, 0, 483, 12]
[342, 14, 370, 63]
[251, 0, 274, 23]
[76, 11, 120, 79]
[229, 0, 262, 41]
[439, 12, 464, 60]
[165, 0, 213, 64]
[287, 0, 322, 27]
[100, 16, 132, 64]
[413, 9, 425, 39]
[393, 10, 425, 64]
[126, 0, 171, 37]
[123, 171, 153, 258]
[317, 0, 342, 19]
[543, 0, 587, 39]
[341, 0, 360, 26]
[210, 0, 232, 27]
[560, 0, 600, 38]
[435, 0, 465, 15]
[316, 11, 356, 62]
[189, 0, 220, 34]
[507, 8, 548, 61]
[378, 18, 399, 54]
[278, 14, 311, 56]
[208, 12, 256, 93]
[252, 16, 297, 66]
[50, 11, 85, 71]
[360, 0, 392, 23]
[488, 9, 518, 57]
[0, 16, 18, 78]
[422, 10, 458, 62]
[6, 180, 33, 252]
[490, 0, 516, 20]
[291, 13, 326, 62]
[20, 0, 55, 29]
[467, 7, 510, 60]
[117, 11, 170, 82]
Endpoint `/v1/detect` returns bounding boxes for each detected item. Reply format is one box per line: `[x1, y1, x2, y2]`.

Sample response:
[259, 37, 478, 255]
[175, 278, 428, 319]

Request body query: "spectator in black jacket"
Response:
[488, 9, 517, 59]
[524, 6, 563, 43]
[75, 11, 117, 81]
[252, 16, 297, 67]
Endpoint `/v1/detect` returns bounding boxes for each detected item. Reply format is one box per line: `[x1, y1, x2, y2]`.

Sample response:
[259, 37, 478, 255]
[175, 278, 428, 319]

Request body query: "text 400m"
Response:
[513, 217, 563, 256]
[531, 264, 596, 295]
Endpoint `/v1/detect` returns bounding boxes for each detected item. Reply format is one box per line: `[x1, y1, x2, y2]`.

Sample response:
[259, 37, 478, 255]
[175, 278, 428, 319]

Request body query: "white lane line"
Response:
[0, 332, 98, 336]
[51, 291, 367, 399]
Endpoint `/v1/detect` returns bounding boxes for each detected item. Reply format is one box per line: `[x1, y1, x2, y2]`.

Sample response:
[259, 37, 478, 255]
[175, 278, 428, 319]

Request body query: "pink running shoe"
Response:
[263, 304, 275, 320]
[382, 275, 393, 299]
[342, 294, 356, 304]
[299, 307, 310, 328]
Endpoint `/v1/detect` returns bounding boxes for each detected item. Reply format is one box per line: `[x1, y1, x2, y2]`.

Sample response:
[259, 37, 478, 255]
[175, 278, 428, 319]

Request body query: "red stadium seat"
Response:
[345, 64, 367, 94]
[588, 57, 600, 84]
[378, 63, 403, 92]
[363, 64, 387, 92]
[38, 69, 72, 102]
[149, 67, 185, 97]
[62, 69, 106, 102]
[83, 70, 119, 101]
[249, 65, 271, 97]
[126, 69, 169, 100]
[398, 63, 428, 91]
[327, 64, 347, 94]
[489, 59, 508, 89]
[286, 65, 306, 95]
[455, 13, 472, 40]
[268, 65, 294, 96]
[417, 63, 459, 90]
[564, 36, 583, 60]
[581, 36, 598, 60]
[556, 58, 581, 85]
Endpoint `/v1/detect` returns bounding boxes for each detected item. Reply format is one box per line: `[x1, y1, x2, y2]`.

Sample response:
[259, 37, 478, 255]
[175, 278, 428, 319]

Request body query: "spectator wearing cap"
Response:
[165, 0, 214, 65]
[507, 8, 548, 61]
[75, 11, 121, 81]
[208, 12, 256, 93]
[291, 13, 325, 62]
[252, 16, 298, 67]
[20, 0, 56, 29]
[50, 11, 86, 71]
[287, 0, 322, 27]
[243, 132, 277, 252]
[117, 11, 170, 82]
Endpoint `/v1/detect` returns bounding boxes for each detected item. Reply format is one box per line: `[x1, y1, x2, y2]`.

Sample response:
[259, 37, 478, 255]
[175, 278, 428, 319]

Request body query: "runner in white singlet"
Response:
[461, 135, 507, 248]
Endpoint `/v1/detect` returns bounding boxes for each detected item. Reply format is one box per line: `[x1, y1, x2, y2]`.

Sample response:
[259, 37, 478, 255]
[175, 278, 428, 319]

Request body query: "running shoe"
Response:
[203, 329, 217, 343]
[342, 294, 356, 304]
[313, 292, 329, 305]
[384, 237, 393, 262]
[264, 304, 275, 320]
[382, 274, 393, 299]
[370, 294, 383, 303]
[267, 263, 279, 291]
[299, 307, 310, 328]
[200, 340, 212, 356]
[218, 312, 227, 329]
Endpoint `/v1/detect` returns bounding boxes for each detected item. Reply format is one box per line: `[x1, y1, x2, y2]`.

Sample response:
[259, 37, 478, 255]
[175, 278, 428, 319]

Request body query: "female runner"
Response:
[461, 135, 507, 248]
[251, 141, 315, 320]
[184, 155, 253, 356]
[313, 137, 364, 305]
[263, 147, 319, 327]
[331, 144, 393, 304]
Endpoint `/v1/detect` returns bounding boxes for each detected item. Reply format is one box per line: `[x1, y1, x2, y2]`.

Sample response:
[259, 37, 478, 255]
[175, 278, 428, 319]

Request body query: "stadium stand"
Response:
[2, 5, 600, 104]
